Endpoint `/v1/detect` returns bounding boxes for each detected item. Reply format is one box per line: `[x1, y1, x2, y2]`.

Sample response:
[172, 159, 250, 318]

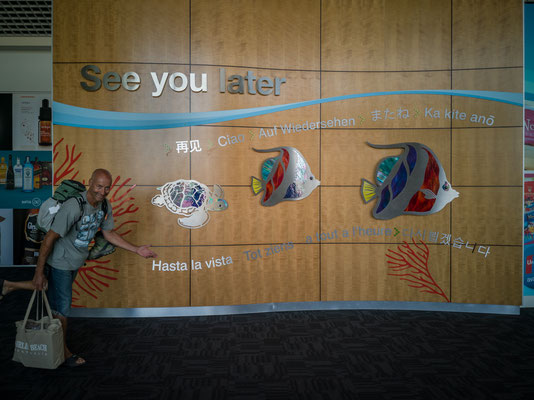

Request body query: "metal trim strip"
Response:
[70, 301, 520, 318]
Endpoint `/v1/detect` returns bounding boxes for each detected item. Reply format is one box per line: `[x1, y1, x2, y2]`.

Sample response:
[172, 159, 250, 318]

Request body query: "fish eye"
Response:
[442, 182, 450, 191]
[310, 176, 314, 180]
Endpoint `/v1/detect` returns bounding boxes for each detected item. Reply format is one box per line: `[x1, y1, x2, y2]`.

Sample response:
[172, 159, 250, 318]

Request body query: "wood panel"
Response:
[191, 126, 320, 186]
[191, 244, 320, 306]
[321, 71, 452, 129]
[53, 126, 191, 186]
[322, 0, 451, 71]
[74, 246, 191, 308]
[451, 187, 523, 246]
[452, 0, 523, 69]
[190, 66, 320, 127]
[116, 186, 191, 247]
[321, 243, 451, 302]
[190, 187, 319, 246]
[321, 187, 451, 245]
[452, 128, 522, 186]
[191, 0, 320, 70]
[451, 246, 522, 305]
[451, 68, 523, 128]
[54, 0, 190, 63]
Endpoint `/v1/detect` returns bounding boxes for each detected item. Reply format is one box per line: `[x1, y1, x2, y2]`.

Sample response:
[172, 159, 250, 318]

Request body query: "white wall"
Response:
[0, 37, 51, 92]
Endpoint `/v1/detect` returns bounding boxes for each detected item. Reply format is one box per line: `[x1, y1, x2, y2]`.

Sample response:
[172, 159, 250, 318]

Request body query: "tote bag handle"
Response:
[22, 290, 55, 330]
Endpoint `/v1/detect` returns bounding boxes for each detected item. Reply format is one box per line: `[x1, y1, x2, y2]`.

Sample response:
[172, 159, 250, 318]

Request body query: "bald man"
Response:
[32, 168, 157, 367]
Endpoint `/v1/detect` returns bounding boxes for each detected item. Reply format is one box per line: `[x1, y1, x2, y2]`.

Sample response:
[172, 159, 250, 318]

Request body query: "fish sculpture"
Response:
[251, 146, 320, 206]
[361, 142, 459, 220]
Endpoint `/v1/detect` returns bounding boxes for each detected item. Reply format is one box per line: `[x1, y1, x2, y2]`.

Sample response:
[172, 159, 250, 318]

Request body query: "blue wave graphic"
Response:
[53, 89, 523, 130]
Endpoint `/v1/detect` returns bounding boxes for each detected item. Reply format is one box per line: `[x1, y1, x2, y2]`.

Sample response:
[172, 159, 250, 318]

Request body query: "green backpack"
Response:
[36, 179, 115, 260]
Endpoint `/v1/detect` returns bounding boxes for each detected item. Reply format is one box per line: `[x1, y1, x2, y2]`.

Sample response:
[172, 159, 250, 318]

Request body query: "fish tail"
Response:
[251, 176, 264, 195]
[361, 179, 378, 203]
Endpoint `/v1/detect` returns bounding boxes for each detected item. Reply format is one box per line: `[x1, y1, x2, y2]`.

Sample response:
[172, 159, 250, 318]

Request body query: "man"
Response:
[31, 168, 157, 367]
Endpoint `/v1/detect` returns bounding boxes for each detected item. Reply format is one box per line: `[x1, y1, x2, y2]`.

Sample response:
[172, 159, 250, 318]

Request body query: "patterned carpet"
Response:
[1, 267, 534, 400]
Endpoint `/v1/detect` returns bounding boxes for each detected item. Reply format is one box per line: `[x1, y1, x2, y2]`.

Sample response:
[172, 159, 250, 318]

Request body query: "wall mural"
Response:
[47, 0, 523, 310]
[361, 142, 459, 220]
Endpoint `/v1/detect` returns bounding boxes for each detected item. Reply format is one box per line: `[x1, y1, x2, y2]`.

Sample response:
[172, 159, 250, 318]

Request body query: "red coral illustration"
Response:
[53, 137, 83, 184]
[52, 139, 139, 306]
[386, 238, 450, 302]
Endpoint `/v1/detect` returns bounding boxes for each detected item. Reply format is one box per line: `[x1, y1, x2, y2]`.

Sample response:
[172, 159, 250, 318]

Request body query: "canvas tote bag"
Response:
[12, 290, 65, 369]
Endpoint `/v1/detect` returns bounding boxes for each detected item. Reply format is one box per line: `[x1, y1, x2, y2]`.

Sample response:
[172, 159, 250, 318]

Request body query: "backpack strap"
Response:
[101, 199, 108, 218]
[74, 195, 86, 225]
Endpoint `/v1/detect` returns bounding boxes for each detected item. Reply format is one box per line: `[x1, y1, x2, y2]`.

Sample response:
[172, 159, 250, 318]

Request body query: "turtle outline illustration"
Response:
[151, 179, 228, 229]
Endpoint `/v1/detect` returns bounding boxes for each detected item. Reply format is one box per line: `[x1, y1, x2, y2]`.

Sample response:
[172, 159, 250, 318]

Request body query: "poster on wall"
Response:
[525, 2, 534, 305]
[525, 3, 534, 170]
[0, 209, 13, 265]
[12, 93, 52, 151]
[525, 175, 534, 303]
[0, 150, 52, 209]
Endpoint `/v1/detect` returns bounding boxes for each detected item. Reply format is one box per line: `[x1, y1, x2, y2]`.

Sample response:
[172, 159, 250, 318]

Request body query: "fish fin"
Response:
[376, 156, 400, 184]
[261, 157, 277, 180]
[251, 177, 264, 195]
[420, 189, 437, 199]
[361, 179, 378, 203]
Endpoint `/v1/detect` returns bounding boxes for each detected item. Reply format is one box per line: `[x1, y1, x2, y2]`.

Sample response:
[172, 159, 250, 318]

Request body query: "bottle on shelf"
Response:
[0, 156, 6, 185]
[6, 154, 14, 190]
[33, 157, 41, 190]
[41, 162, 51, 186]
[14, 157, 23, 189]
[38, 99, 52, 146]
[22, 156, 34, 192]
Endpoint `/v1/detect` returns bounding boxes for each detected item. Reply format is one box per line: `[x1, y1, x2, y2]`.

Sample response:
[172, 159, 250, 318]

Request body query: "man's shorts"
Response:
[45, 264, 78, 318]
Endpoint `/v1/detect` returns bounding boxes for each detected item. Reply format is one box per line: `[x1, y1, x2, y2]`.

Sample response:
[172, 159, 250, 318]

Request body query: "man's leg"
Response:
[1, 279, 34, 299]
[46, 266, 85, 366]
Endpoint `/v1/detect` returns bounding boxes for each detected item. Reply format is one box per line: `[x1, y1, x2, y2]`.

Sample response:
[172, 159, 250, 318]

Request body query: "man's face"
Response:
[88, 173, 112, 203]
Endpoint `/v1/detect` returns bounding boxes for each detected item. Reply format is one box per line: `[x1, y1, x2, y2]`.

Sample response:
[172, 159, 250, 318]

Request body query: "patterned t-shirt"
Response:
[46, 192, 113, 271]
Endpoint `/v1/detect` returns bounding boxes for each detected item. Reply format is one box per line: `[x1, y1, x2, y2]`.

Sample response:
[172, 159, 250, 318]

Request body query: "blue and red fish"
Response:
[251, 146, 320, 206]
[361, 142, 459, 219]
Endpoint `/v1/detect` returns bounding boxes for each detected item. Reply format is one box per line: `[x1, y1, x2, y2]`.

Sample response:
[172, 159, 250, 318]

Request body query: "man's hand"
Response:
[32, 270, 48, 291]
[136, 245, 157, 258]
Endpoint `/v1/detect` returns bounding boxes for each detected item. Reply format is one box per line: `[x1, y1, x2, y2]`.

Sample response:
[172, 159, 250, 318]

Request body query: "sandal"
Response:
[63, 354, 86, 367]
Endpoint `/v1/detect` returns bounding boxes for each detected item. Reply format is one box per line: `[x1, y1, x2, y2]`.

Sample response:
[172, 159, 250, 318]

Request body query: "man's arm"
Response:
[33, 230, 60, 290]
[101, 230, 157, 258]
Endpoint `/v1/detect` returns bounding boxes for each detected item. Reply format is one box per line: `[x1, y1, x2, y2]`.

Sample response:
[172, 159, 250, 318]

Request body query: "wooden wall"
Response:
[53, 0, 523, 308]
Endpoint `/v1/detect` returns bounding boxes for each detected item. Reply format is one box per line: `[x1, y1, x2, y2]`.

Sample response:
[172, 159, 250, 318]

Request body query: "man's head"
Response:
[87, 169, 112, 206]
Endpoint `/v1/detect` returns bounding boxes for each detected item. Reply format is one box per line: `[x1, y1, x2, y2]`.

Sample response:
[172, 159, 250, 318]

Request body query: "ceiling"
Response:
[0, 0, 51, 36]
